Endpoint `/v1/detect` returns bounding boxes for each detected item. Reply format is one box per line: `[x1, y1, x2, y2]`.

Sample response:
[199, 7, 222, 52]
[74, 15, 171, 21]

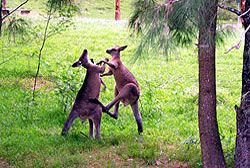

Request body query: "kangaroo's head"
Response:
[72, 49, 90, 68]
[106, 45, 127, 57]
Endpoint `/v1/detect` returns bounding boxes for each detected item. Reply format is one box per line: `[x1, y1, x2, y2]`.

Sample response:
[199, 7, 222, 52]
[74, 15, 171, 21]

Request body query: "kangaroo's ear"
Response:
[119, 45, 127, 51]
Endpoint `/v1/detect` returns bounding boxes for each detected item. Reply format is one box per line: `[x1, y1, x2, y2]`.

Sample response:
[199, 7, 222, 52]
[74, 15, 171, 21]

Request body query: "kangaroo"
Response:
[61, 49, 108, 140]
[95, 45, 143, 134]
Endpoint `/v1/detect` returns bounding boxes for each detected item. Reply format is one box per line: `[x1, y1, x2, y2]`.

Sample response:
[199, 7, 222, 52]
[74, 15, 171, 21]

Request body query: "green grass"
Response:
[7, 0, 134, 19]
[0, 13, 243, 168]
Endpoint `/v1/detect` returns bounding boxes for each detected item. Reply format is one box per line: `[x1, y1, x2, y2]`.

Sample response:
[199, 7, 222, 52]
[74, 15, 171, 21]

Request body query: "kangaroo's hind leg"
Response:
[105, 83, 139, 119]
[131, 100, 143, 134]
[93, 109, 102, 140]
[113, 86, 120, 118]
[88, 119, 94, 138]
[61, 110, 79, 136]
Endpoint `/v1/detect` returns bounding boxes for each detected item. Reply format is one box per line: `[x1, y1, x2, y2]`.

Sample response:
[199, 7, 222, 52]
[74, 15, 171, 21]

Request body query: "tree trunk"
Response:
[198, 0, 226, 167]
[115, 0, 120, 21]
[234, 1, 250, 167]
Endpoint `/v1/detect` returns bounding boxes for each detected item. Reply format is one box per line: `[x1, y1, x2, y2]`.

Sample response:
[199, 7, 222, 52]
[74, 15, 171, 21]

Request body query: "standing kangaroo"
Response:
[61, 49, 108, 140]
[96, 45, 143, 134]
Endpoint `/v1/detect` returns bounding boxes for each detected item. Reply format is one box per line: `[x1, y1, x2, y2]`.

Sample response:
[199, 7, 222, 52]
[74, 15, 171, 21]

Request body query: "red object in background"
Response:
[240, 0, 245, 25]
[2, 0, 7, 9]
[115, 0, 120, 21]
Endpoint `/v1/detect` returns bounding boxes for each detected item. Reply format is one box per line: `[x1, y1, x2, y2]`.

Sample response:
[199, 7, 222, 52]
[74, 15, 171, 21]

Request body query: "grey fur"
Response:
[61, 49, 108, 140]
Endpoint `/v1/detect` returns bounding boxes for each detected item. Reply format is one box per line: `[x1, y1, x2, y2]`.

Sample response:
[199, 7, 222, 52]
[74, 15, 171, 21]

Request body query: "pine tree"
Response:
[129, 0, 226, 167]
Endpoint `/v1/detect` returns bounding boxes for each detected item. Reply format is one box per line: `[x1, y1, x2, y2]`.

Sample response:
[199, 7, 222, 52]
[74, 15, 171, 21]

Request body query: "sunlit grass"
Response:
[0, 17, 243, 167]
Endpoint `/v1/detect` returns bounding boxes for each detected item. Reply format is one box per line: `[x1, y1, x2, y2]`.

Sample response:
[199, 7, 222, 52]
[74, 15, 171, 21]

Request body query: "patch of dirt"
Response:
[0, 158, 12, 168]
[162, 160, 188, 168]
[0, 77, 54, 91]
[81, 145, 189, 168]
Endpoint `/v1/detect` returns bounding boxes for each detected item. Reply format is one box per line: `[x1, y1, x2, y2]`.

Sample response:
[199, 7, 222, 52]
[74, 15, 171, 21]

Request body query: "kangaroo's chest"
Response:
[78, 73, 101, 100]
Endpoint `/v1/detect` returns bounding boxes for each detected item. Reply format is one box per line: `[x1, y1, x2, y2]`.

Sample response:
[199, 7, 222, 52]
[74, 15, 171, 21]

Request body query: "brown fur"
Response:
[61, 49, 107, 140]
[100, 45, 143, 134]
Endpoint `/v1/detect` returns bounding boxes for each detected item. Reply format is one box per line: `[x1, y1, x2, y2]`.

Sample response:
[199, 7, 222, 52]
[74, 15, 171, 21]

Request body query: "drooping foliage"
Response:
[46, 0, 78, 17]
[3, 15, 30, 42]
[129, 0, 236, 60]
[129, 0, 200, 59]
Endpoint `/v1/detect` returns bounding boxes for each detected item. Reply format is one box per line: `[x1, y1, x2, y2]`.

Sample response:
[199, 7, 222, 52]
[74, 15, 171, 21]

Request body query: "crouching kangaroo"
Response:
[61, 49, 108, 140]
[94, 45, 143, 134]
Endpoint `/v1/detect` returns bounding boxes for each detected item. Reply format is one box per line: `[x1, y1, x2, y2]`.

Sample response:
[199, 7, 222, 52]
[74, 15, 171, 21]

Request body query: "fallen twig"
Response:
[80, 131, 88, 138]
[0, 55, 15, 66]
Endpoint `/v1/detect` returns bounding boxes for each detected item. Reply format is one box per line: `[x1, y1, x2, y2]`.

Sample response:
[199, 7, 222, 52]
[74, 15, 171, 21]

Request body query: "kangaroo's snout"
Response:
[83, 49, 88, 55]
[106, 49, 111, 54]
[72, 61, 81, 67]
[72, 49, 89, 68]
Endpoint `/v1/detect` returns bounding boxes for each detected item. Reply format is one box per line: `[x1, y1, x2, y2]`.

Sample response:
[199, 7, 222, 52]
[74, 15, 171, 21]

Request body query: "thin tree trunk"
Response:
[32, 6, 52, 101]
[115, 0, 120, 21]
[198, 0, 226, 167]
[0, 0, 2, 37]
[234, 1, 250, 167]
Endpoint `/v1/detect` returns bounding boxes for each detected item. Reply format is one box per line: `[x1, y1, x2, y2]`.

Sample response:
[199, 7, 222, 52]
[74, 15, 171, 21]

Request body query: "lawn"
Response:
[0, 1, 243, 167]
[6, 0, 134, 19]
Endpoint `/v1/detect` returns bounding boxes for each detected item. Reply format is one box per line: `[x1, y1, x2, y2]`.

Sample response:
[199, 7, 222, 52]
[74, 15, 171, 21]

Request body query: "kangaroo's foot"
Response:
[89, 98, 108, 112]
[88, 98, 116, 119]
[136, 119, 143, 135]
[109, 113, 118, 120]
[61, 129, 68, 136]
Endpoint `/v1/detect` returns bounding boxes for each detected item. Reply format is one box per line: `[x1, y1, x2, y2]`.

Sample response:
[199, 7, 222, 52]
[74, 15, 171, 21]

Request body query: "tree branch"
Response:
[32, 6, 52, 101]
[156, 0, 182, 9]
[2, 0, 29, 20]
[225, 24, 250, 54]
[239, 8, 250, 18]
[218, 4, 240, 16]
[232, 8, 250, 20]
